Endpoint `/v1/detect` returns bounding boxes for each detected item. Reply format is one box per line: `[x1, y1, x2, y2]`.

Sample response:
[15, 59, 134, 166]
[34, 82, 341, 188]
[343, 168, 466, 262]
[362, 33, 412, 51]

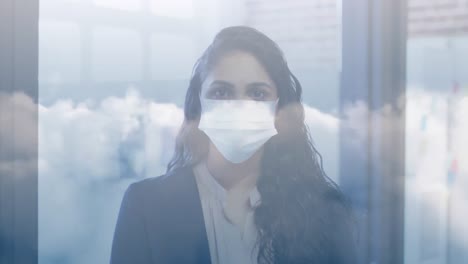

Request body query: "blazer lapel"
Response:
[146, 166, 212, 264]
[178, 166, 212, 264]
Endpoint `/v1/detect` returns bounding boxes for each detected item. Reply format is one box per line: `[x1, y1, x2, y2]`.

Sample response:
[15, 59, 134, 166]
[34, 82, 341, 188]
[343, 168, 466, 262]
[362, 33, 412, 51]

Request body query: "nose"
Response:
[238, 93, 252, 100]
[235, 85, 253, 100]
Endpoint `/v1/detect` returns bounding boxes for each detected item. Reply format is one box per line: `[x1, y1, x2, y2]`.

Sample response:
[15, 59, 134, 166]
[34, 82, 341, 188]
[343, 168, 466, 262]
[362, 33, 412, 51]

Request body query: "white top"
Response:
[193, 160, 261, 264]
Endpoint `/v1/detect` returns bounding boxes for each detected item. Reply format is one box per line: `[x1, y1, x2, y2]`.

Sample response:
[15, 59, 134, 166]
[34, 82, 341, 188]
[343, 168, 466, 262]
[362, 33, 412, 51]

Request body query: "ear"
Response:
[274, 101, 304, 134]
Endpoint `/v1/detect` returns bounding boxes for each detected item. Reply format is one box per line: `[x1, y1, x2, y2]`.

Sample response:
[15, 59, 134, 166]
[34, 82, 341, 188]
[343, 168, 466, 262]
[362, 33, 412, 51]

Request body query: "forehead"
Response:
[204, 50, 274, 85]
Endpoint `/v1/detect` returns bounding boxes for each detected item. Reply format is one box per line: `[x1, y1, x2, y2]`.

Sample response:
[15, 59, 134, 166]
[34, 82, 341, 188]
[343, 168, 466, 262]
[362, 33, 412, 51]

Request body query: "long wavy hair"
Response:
[167, 26, 356, 264]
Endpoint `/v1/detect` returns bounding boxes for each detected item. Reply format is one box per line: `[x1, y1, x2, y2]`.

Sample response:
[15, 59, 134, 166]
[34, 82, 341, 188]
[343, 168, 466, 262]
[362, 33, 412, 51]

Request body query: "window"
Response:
[405, 1, 468, 263]
[6, 0, 465, 263]
[38, 0, 343, 262]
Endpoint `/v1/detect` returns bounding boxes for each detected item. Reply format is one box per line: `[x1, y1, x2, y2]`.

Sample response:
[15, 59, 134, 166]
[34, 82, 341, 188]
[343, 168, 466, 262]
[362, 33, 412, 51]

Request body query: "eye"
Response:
[207, 86, 232, 100]
[248, 87, 269, 101]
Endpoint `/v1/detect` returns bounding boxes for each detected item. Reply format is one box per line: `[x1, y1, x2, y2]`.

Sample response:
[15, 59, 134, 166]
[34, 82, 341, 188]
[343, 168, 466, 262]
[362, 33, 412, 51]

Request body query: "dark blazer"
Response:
[110, 166, 358, 264]
[110, 166, 212, 264]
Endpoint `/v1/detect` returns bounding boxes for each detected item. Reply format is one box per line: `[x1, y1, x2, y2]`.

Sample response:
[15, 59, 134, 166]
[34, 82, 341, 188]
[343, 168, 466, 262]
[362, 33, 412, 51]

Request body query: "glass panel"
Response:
[92, 27, 143, 81]
[405, 0, 468, 263]
[94, 0, 142, 11]
[150, 34, 198, 80]
[150, 0, 194, 18]
[38, 0, 343, 263]
[39, 21, 82, 83]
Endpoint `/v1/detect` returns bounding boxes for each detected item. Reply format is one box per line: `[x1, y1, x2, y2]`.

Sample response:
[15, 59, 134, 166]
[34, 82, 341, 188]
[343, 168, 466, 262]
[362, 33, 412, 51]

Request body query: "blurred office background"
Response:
[36, 0, 467, 263]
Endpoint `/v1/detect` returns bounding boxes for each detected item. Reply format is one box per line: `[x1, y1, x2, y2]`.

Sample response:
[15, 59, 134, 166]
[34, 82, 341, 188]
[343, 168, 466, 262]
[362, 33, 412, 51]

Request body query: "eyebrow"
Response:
[209, 80, 235, 88]
[247, 82, 274, 91]
[210, 80, 274, 90]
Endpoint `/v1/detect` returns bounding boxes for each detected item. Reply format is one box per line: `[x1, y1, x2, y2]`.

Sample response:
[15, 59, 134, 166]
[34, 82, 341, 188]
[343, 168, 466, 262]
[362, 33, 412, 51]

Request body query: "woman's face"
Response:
[201, 51, 278, 101]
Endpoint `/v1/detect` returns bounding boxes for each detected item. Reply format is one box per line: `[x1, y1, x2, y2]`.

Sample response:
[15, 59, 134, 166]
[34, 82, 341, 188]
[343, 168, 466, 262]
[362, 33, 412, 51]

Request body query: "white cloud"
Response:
[1, 88, 467, 263]
[0, 92, 37, 180]
[37, 89, 184, 263]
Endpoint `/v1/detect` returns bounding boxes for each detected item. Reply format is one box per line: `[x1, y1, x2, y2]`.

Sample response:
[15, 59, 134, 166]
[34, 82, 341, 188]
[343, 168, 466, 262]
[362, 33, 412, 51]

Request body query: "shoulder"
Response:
[123, 166, 197, 208]
[131, 166, 193, 189]
[112, 166, 198, 263]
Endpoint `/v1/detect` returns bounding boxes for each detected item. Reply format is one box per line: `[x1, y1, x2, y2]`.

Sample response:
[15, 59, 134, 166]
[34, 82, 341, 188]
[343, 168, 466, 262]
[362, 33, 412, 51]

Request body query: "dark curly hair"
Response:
[167, 26, 357, 264]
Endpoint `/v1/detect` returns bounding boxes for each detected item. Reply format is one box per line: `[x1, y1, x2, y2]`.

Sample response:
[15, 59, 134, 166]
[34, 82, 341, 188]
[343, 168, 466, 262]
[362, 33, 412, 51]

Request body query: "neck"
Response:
[205, 143, 262, 191]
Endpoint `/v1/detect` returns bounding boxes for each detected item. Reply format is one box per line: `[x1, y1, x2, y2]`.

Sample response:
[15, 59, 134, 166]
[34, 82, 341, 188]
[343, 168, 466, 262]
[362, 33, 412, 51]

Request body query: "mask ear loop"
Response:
[273, 98, 280, 115]
[272, 98, 280, 133]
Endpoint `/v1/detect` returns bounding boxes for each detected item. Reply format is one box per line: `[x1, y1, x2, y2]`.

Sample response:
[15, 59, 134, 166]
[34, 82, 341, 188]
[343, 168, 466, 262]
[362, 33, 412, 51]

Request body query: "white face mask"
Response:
[198, 99, 278, 164]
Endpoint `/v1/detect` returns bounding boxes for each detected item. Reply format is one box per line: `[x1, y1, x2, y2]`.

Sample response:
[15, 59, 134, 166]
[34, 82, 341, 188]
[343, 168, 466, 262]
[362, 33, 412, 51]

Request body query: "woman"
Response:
[111, 26, 357, 264]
